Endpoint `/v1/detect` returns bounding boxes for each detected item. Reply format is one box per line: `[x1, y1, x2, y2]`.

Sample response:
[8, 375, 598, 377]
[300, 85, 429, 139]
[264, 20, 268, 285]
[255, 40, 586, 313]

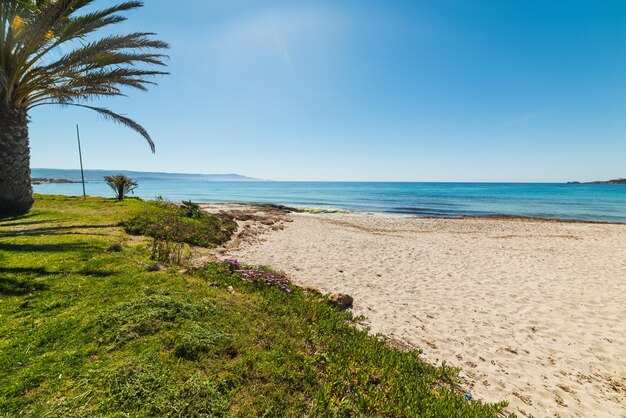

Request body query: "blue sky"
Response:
[29, 0, 626, 181]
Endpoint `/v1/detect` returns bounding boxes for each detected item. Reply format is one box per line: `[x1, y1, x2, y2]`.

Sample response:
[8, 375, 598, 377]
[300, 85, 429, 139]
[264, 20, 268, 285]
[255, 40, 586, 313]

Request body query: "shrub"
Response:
[181, 200, 202, 218]
[107, 243, 123, 252]
[124, 201, 237, 249]
[145, 261, 161, 272]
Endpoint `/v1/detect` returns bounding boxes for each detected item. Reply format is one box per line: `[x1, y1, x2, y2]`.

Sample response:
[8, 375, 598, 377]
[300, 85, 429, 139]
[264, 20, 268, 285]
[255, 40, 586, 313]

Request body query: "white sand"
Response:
[213, 207, 626, 417]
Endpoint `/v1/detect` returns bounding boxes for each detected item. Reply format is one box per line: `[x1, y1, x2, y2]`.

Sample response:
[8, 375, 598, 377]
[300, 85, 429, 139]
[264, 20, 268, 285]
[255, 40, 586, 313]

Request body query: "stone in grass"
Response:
[328, 293, 353, 310]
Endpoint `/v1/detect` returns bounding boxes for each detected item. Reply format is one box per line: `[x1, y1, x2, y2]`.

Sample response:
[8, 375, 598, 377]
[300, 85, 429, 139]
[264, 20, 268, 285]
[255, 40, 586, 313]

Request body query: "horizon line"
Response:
[31, 167, 624, 184]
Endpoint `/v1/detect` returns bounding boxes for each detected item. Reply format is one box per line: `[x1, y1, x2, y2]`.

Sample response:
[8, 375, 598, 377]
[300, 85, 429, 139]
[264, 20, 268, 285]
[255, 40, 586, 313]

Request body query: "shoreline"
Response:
[200, 201, 626, 226]
[457, 213, 626, 226]
[204, 203, 626, 417]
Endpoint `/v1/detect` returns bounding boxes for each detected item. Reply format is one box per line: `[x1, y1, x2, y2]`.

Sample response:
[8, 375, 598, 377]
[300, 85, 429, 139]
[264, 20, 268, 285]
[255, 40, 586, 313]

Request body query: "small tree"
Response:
[104, 175, 137, 201]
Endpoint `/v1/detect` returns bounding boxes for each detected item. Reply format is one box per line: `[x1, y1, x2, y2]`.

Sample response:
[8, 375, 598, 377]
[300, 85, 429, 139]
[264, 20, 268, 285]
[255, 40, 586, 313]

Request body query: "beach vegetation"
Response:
[104, 175, 138, 201]
[0, 195, 511, 417]
[124, 200, 236, 264]
[181, 200, 203, 218]
[144, 261, 162, 272]
[107, 242, 124, 252]
[124, 201, 236, 246]
[0, 1, 168, 216]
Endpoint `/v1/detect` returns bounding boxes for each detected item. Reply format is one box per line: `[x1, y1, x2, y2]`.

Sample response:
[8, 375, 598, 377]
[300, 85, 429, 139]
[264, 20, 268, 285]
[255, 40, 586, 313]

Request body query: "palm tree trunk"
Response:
[0, 104, 34, 216]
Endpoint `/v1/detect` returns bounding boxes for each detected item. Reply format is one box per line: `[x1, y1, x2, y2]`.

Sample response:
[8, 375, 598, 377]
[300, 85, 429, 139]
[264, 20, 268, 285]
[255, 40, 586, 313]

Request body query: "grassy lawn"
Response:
[0, 195, 509, 417]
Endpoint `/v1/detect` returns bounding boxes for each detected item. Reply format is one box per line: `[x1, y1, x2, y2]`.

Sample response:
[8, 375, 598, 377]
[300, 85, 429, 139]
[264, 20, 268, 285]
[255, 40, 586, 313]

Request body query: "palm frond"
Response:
[1, 0, 168, 151]
[36, 32, 169, 73]
[32, 102, 156, 152]
[18, 67, 168, 106]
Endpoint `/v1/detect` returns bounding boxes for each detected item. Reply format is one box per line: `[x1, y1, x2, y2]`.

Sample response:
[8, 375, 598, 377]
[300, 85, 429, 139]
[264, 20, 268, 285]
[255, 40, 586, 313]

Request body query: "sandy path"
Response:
[211, 207, 626, 417]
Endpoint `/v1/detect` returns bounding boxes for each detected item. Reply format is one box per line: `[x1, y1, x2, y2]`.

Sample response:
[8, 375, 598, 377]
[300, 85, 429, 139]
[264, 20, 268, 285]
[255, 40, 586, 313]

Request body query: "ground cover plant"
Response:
[0, 195, 511, 417]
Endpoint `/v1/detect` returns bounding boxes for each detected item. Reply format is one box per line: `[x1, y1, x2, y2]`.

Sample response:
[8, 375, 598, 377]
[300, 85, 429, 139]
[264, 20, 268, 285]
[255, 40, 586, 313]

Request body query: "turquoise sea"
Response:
[32, 169, 626, 222]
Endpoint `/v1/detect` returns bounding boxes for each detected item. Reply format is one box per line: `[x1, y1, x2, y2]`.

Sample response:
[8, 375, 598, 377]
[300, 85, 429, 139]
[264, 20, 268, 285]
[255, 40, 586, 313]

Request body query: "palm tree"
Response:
[0, 1, 168, 216]
[104, 174, 137, 200]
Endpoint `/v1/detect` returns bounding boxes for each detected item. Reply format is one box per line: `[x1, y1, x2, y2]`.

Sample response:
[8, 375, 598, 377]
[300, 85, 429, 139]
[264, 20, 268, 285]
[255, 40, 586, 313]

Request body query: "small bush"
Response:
[181, 200, 202, 218]
[107, 243, 123, 252]
[145, 261, 161, 272]
[124, 201, 237, 248]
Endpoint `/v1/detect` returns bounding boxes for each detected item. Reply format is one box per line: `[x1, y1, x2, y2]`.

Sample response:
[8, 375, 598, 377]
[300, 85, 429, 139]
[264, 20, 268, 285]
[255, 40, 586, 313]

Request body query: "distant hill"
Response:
[31, 168, 262, 182]
[567, 178, 626, 184]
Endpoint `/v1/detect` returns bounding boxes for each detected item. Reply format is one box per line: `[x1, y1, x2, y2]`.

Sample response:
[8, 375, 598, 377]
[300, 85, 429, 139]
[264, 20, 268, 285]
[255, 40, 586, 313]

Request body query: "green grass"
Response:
[0, 195, 511, 417]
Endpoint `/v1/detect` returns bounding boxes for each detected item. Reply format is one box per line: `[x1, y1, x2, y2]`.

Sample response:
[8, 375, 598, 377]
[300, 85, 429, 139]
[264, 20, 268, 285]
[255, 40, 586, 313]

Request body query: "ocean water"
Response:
[31, 169, 626, 222]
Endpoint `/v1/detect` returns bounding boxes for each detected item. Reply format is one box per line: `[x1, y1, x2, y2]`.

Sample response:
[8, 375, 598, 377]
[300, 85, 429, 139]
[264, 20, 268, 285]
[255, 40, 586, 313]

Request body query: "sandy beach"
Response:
[204, 204, 626, 417]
